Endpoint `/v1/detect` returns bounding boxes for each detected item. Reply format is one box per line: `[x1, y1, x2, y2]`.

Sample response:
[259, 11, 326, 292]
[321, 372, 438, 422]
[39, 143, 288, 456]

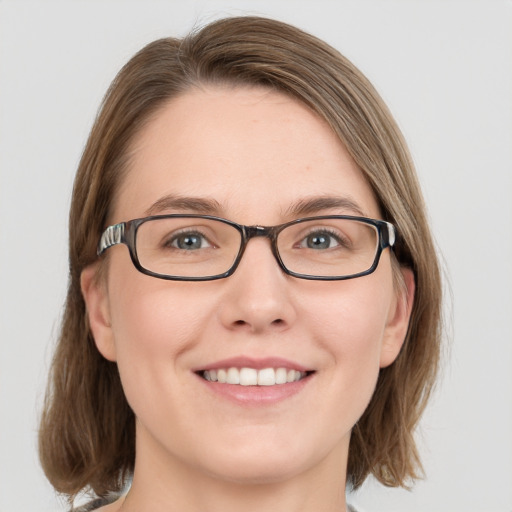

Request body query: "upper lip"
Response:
[192, 356, 313, 372]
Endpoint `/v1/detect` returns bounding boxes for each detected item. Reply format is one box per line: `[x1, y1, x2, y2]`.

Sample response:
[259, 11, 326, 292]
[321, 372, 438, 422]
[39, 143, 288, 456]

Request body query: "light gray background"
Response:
[1, 1, 511, 511]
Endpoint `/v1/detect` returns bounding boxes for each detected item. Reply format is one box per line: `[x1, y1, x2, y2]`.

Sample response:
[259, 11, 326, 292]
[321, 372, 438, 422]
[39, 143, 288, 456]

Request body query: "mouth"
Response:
[198, 367, 313, 386]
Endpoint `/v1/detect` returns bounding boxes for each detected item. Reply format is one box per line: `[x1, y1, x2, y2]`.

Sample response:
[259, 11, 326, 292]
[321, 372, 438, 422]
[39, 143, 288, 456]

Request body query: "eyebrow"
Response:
[284, 196, 368, 218]
[145, 194, 223, 216]
[144, 193, 368, 219]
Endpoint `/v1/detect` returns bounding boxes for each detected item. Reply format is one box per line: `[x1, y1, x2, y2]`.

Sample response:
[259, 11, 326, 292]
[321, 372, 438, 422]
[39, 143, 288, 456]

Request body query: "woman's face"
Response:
[83, 86, 413, 485]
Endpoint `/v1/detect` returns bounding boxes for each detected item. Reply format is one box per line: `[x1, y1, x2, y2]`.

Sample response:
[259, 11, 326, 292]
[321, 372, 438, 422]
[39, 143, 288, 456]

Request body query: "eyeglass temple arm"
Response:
[383, 221, 396, 248]
[97, 223, 125, 256]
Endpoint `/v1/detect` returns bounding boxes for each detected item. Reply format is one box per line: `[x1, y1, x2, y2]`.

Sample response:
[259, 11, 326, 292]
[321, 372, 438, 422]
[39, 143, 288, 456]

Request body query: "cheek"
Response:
[304, 273, 393, 399]
[109, 251, 210, 342]
[106, 267, 212, 402]
[306, 273, 392, 348]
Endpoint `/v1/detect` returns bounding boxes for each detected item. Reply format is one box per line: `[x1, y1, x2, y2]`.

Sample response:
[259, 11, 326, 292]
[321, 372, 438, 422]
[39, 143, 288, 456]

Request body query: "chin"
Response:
[204, 457, 306, 486]
[195, 436, 329, 486]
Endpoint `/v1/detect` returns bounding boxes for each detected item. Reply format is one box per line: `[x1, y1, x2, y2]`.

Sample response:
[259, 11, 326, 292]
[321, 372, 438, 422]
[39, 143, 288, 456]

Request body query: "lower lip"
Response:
[196, 373, 313, 405]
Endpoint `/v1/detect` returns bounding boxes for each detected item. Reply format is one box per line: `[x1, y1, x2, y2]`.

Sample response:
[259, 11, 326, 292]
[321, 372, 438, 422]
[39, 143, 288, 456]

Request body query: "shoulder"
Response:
[70, 494, 120, 512]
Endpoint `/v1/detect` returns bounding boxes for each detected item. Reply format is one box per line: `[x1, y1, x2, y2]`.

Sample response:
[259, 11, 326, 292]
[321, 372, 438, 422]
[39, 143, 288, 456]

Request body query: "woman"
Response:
[39, 16, 442, 512]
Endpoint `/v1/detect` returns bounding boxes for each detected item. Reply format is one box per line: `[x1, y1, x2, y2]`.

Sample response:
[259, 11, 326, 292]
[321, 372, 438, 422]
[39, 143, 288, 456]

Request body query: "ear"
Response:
[380, 267, 415, 368]
[81, 264, 117, 362]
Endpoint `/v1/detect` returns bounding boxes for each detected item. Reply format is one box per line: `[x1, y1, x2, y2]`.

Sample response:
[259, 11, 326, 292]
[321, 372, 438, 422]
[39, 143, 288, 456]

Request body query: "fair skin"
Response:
[82, 85, 414, 512]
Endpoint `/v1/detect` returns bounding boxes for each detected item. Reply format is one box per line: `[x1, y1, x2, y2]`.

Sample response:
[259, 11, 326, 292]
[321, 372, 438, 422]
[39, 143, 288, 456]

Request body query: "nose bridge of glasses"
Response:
[242, 225, 281, 247]
[239, 225, 281, 263]
[244, 225, 271, 238]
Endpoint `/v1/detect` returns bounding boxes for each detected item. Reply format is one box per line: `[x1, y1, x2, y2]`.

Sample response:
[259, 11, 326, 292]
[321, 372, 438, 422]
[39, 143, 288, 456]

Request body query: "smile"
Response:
[201, 367, 309, 386]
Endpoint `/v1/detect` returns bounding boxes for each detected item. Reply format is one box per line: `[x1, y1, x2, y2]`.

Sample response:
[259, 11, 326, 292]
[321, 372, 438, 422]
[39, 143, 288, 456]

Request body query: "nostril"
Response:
[231, 318, 284, 329]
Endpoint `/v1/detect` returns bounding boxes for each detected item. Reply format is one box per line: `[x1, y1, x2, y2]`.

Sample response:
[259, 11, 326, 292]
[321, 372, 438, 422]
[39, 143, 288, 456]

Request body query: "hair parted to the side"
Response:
[39, 15, 442, 500]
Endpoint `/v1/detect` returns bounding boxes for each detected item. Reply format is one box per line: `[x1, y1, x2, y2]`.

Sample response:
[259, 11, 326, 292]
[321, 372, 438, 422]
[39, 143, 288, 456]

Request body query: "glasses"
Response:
[97, 214, 396, 281]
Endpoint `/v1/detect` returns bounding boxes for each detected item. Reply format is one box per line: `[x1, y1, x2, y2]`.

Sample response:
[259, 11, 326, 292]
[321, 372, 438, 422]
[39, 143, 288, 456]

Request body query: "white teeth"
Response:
[227, 367, 240, 385]
[202, 367, 308, 386]
[257, 368, 275, 386]
[239, 368, 258, 386]
[275, 367, 287, 384]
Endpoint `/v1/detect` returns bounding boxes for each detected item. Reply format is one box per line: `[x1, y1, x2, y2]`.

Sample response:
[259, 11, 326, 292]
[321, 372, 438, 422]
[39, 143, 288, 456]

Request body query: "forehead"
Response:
[114, 85, 379, 223]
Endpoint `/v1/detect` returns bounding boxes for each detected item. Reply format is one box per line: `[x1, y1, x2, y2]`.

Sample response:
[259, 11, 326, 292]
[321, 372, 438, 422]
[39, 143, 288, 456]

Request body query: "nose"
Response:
[217, 238, 297, 334]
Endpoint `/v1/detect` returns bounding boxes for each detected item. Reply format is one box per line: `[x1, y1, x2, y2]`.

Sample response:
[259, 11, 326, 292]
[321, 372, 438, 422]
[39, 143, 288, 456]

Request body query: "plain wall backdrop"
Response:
[1, 1, 511, 511]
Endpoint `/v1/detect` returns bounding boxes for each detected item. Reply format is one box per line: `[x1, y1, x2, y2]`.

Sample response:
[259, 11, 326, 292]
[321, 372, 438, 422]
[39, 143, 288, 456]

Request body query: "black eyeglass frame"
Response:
[97, 214, 396, 281]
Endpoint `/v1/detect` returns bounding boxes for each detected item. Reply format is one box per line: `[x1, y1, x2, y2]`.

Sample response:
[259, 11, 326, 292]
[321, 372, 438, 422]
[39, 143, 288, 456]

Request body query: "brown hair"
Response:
[39, 15, 442, 499]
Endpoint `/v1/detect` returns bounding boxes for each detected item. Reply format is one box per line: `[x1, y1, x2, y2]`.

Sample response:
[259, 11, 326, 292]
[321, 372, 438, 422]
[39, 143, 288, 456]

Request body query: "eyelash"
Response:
[166, 230, 212, 249]
[298, 228, 350, 248]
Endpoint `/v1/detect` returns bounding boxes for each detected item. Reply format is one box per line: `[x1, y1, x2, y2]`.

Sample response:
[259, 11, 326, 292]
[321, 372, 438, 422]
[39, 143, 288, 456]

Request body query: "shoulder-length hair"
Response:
[39, 15, 442, 499]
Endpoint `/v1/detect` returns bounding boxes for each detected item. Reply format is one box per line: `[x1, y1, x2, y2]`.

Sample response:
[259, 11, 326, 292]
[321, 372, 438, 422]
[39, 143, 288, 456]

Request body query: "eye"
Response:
[299, 230, 344, 250]
[169, 231, 212, 250]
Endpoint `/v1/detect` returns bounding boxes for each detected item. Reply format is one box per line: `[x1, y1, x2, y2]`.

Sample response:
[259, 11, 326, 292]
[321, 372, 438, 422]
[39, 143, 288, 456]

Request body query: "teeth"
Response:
[257, 368, 275, 386]
[202, 367, 308, 386]
[275, 367, 287, 384]
[227, 367, 240, 385]
[239, 368, 257, 386]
